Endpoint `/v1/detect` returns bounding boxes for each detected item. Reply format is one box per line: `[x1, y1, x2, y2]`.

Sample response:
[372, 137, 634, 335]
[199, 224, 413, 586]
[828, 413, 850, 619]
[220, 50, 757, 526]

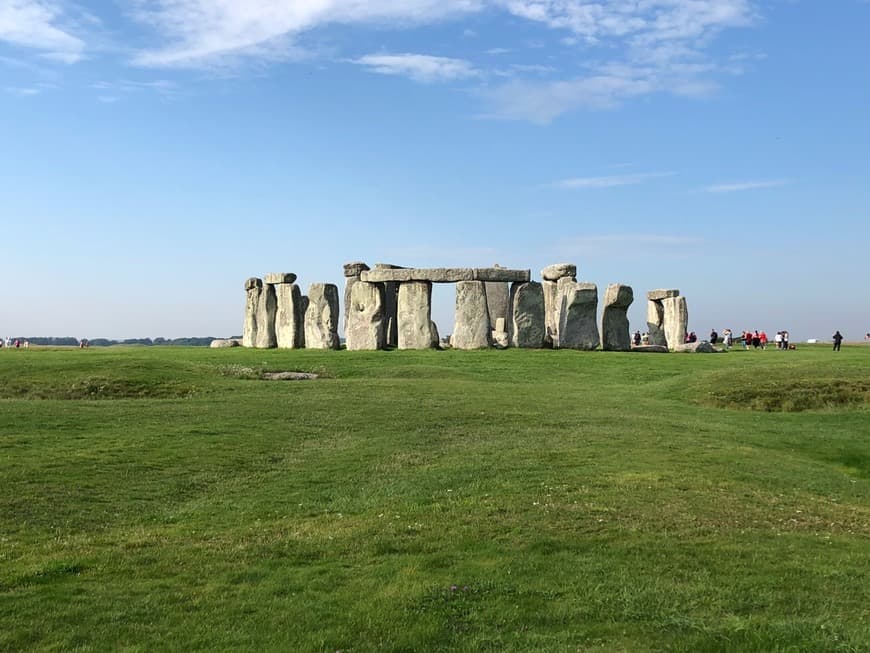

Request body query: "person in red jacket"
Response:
[759, 331, 768, 349]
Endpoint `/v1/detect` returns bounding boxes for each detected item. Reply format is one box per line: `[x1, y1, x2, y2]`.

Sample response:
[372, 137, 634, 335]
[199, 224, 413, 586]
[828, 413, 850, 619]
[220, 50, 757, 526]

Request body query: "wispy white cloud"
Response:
[132, 0, 485, 68]
[550, 172, 674, 189]
[703, 179, 791, 193]
[5, 85, 41, 96]
[0, 0, 85, 63]
[352, 53, 477, 83]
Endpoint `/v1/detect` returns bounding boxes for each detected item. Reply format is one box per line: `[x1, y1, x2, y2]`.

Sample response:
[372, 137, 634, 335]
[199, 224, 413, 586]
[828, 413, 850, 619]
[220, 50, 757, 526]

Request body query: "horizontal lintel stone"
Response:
[647, 289, 680, 301]
[263, 272, 297, 284]
[360, 267, 530, 283]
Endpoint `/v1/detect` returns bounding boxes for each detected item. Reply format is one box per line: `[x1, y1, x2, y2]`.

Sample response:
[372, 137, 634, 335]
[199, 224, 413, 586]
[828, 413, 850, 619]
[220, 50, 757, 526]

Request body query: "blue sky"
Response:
[1, 0, 868, 341]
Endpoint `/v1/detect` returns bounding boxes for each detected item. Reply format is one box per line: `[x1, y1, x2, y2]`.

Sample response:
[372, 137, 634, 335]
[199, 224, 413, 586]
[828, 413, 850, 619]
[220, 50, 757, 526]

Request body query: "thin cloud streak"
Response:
[550, 172, 674, 189]
[352, 53, 477, 83]
[703, 179, 791, 193]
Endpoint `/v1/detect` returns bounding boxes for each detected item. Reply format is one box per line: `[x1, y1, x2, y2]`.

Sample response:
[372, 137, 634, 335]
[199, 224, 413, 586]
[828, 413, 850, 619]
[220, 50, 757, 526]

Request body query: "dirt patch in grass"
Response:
[702, 378, 870, 412]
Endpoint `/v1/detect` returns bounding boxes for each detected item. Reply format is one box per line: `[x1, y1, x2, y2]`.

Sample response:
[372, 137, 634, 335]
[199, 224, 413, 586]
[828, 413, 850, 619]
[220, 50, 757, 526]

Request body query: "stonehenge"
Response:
[242, 262, 688, 353]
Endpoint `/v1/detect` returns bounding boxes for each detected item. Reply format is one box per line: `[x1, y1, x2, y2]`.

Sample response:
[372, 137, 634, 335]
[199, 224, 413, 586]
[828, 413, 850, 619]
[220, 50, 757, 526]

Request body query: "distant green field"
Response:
[1, 345, 868, 652]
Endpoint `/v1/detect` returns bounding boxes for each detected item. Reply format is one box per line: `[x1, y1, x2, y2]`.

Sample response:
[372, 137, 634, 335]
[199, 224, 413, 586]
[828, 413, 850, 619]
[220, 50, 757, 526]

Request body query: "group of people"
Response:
[1, 337, 29, 349]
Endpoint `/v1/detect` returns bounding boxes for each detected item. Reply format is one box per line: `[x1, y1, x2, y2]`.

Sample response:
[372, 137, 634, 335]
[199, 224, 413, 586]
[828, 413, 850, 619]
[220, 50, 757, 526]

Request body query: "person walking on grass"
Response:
[833, 330, 844, 351]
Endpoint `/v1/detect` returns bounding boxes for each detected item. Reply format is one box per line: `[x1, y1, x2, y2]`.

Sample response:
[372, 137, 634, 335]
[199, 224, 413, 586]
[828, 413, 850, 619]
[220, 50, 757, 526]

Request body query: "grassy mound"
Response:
[699, 372, 870, 412]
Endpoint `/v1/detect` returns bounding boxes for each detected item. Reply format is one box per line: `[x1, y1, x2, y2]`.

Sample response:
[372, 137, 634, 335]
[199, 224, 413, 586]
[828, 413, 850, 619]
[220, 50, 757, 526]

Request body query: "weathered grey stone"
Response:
[345, 281, 385, 351]
[274, 283, 303, 349]
[631, 345, 669, 353]
[508, 281, 545, 348]
[601, 283, 634, 351]
[473, 268, 530, 283]
[304, 283, 340, 350]
[210, 338, 240, 348]
[255, 283, 278, 349]
[495, 317, 506, 332]
[383, 283, 399, 347]
[646, 300, 667, 347]
[647, 289, 680, 301]
[541, 263, 577, 282]
[343, 261, 370, 277]
[430, 321, 441, 349]
[542, 280, 560, 343]
[398, 281, 436, 349]
[360, 267, 530, 283]
[662, 296, 689, 350]
[557, 280, 599, 350]
[484, 264, 509, 329]
[374, 263, 406, 270]
[674, 341, 716, 353]
[243, 280, 262, 348]
[343, 277, 358, 332]
[264, 272, 297, 285]
[492, 329, 509, 349]
[452, 281, 491, 350]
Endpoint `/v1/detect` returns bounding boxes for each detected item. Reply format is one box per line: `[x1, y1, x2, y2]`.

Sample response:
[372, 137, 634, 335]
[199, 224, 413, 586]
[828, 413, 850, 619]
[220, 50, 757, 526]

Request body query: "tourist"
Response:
[723, 328, 733, 349]
[752, 330, 761, 349]
[710, 329, 718, 344]
[688, 332, 697, 343]
[833, 330, 844, 351]
[633, 330, 641, 347]
[641, 332, 649, 345]
[782, 331, 789, 350]
[743, 331, 751, 349]
[759, 331, 768, 349]
[774, 331, 783, 349]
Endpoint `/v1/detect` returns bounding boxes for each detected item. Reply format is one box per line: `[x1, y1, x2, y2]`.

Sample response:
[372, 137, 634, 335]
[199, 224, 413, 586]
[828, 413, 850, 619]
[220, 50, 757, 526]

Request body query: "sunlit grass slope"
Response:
[1, 345, 868, 651]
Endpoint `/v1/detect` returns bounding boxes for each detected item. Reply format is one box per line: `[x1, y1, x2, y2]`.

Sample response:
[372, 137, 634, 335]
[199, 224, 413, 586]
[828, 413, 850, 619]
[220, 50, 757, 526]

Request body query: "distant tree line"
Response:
[13, 337, 240, 347]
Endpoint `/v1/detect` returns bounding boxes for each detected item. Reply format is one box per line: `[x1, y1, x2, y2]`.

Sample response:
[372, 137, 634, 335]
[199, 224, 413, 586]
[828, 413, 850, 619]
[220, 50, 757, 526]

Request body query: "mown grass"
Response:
[0, 345, 868, 651]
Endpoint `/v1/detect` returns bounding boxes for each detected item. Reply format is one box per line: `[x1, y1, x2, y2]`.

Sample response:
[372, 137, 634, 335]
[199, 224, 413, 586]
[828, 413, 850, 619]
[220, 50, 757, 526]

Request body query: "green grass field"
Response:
[1, 345, 868, 652]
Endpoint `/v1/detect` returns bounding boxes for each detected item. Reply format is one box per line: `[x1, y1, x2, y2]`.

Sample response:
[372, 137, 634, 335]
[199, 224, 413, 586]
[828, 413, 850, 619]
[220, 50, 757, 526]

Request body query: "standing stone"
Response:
[646, 300, 666, 347]
[601, 284, 634, 351]
[484, 263, 509, 329]
[398, 281, 436, 350]
[243, 278, 262, 348]
[345, 281, 385, 351]
[557, 280, 599, 350]
[343, 261, 370, 335]
[452, 281, 492, 350]
[430, 321, 441, 348]
[646, 289, 679, 347]
[662, 296, 689, 350]
[255, 282, 278, 349]
[508, 281, 545, 348]
[274, 281, 304, 349]
[492, 317, 509, 349]
[375, 264, 403, 347]
[304, 283, 340, 350]
[542, 280, 560, 345]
